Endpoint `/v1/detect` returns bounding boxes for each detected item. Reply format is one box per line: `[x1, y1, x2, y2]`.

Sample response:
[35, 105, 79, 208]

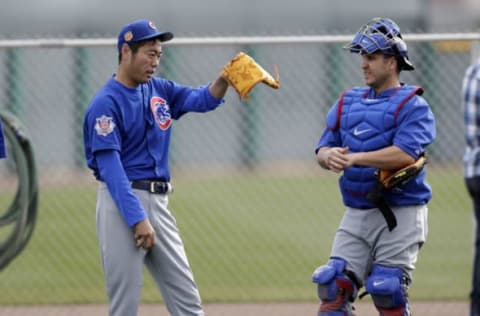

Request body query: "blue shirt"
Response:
[83, 76, 224, 226]
[463, 60, 480, 178]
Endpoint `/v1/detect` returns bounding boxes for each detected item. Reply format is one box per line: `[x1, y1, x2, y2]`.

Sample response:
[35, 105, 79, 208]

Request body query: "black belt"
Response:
[131, 180, 172, 194]
[366, 182, 397, 231]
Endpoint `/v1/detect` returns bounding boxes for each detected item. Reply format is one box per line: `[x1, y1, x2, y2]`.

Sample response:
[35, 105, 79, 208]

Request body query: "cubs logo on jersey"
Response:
[150, 96, 171, 130]
[95, 115, 116, 136]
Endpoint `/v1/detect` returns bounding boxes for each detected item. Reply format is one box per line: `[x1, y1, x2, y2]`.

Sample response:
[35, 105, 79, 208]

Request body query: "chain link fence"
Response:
[0, 34, 478, 309]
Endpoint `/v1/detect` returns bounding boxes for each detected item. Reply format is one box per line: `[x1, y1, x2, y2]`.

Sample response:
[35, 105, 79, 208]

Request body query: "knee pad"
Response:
[365, 264, 410, 316]
[312, 257, 357, 315]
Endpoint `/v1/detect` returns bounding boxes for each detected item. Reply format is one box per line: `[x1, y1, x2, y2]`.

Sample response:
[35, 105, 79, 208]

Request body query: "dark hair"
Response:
[395, 56, 405, 73]
[382, 54, 402, 74]
[118, 39, 158, 64]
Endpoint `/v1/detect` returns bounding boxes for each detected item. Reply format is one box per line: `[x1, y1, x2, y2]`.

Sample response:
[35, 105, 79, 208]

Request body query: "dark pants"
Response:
[466, 177, 480, 316]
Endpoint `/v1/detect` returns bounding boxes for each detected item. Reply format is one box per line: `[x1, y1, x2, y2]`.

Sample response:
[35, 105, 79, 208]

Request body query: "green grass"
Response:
[0, 167, 472, 305]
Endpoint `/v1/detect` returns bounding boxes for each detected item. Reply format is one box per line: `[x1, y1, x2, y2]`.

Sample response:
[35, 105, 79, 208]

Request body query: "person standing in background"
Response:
[463, 56, 480, 316]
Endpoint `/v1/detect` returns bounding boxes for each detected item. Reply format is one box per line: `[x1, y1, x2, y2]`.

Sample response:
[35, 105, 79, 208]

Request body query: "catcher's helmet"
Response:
[344, 17, 414, 71]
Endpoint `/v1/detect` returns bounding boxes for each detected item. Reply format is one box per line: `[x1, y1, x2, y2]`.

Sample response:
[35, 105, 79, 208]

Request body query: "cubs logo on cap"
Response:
[148, 21, 157, 30]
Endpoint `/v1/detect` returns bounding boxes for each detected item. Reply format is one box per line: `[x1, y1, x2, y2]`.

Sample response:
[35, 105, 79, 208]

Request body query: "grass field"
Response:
[0, 166, 472, 305]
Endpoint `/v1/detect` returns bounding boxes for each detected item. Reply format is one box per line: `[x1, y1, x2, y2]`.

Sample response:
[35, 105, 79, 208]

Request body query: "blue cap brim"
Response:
[138, 31, 174, 43]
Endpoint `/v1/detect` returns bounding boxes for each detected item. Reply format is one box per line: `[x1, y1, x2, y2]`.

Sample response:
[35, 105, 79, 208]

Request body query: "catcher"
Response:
[83, 18, 278, 316]
[311, 17, 436, 316]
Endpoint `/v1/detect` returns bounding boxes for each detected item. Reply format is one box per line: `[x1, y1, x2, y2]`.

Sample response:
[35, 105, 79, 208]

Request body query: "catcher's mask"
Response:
[344, 17, 414, 71]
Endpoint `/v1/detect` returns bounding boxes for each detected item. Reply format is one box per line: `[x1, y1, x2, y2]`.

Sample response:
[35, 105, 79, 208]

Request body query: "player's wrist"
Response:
[317, 148, 330, 169]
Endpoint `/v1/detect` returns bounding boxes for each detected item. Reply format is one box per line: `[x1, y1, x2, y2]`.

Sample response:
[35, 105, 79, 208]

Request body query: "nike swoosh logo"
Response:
[373, 280, 385, 287]
[353, 127, 371, 136]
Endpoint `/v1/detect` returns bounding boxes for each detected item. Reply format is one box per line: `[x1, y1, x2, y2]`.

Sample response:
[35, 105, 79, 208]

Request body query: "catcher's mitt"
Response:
[367, 153, 427, 231]
[222, 52, 280, 99]
[378, 154, 428, 189]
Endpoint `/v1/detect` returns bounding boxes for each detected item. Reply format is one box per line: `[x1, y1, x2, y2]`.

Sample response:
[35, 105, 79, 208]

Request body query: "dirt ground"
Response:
[0, 301, 468, 316]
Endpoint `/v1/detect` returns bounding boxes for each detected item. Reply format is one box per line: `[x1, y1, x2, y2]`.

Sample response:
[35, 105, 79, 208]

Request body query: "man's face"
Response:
[360, 52, 396, 91]
[124, 39, 163, 85]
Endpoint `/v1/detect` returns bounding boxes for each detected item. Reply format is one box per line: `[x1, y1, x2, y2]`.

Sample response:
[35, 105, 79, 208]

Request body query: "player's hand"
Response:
[134, 219, 155, 250]
[324, 147, 350, 173]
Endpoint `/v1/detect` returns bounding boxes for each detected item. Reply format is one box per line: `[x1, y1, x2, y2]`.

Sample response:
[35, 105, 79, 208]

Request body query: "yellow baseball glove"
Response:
[378, 153, 428, 189]
[222, 52, 280, 99]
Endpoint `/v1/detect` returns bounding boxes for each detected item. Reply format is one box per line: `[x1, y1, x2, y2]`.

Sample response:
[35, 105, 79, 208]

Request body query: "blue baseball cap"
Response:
[117, 19, 174, 53]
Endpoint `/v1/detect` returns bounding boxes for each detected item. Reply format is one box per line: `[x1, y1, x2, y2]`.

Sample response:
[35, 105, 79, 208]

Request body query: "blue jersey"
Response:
[84, 76, 224, 181]
[0, 119, 6, 159]
[316, 85, 436, 208]
[83, 76, 224, 226]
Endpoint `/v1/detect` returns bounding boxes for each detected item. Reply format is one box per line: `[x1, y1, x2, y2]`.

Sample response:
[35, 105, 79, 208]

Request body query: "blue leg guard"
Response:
[365, 264, 411, 316]
[312, 257, 357, 316]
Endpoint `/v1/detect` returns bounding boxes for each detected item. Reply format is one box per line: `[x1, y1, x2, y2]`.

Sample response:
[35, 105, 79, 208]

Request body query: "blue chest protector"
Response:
[327, 85, 431, 209]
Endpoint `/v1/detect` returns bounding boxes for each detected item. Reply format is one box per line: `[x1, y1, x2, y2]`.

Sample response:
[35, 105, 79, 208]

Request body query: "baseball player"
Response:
[83, 18, 279, 316]
[82, 19, 232, 316]
[0, 119, 6, 159]
[311, 18, 436, 316]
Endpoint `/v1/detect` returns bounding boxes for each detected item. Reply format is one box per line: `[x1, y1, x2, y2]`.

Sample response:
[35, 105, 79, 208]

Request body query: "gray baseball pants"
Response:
[96, 182, 204, 316]
[330, 204, 428, 283]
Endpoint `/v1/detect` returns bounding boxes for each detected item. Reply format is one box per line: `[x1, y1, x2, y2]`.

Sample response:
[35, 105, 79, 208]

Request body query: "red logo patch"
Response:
[150, 96, 171, 130]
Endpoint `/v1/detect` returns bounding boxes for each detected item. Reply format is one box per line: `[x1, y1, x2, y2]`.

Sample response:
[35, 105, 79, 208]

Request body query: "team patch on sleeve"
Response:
[94, 115, 116, 136]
